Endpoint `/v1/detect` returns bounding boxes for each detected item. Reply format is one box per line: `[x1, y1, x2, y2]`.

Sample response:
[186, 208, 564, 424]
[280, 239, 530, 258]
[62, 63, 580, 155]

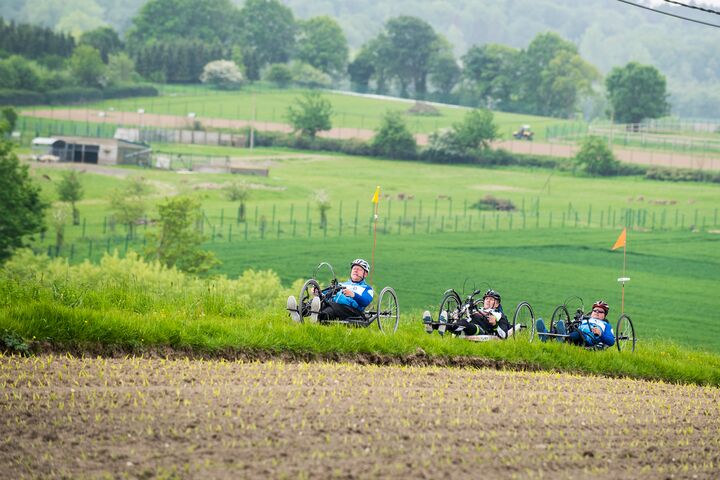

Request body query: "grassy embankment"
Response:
[1, 246, 719, 387]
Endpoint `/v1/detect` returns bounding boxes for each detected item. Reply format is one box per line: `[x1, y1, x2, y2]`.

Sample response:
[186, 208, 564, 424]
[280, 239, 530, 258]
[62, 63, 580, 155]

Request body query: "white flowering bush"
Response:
[200, 60, 244, 90]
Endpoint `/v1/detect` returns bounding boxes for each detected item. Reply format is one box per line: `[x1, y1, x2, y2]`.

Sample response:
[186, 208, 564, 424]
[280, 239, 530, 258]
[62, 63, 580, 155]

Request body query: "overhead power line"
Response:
[661, 0, 720, 16]
[615, 0, 720, 28]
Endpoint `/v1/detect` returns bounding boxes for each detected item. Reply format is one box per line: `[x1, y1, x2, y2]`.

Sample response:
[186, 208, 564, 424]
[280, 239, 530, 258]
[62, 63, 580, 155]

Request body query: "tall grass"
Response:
[1, 249, 718, 386]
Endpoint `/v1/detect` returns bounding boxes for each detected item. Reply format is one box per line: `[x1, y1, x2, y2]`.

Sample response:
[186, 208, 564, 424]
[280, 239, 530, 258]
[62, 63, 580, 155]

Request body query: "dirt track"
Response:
[2, 354, 718, 479]
[24, 109, 720, 171]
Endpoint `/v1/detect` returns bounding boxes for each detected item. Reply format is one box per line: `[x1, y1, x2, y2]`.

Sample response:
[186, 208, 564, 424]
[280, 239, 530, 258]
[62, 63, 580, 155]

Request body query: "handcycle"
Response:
[539, 296, 636, 352]
[291, 262, 400, 333]
[425, 283, 536, 341]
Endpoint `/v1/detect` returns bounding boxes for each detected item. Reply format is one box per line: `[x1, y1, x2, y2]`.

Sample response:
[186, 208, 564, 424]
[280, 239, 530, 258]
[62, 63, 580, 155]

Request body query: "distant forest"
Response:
[2, 0, 720, 118]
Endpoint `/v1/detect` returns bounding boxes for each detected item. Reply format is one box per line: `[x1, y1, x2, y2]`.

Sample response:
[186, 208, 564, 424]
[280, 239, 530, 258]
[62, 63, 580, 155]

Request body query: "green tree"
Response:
[49, 204, 70, 256]
[574, 136, 619, 176]
[606, 62, 669, 124]
[237, 0, 296, 80]
[539, 50, 599, 118]
[126, 0, 236, 47]
[0, 140, 47, 262]
[295, 16, 348, 77]
[382, 16, 438, 97]
[461, 43, 520, 109]
[428, 37, 460, 99]
[145, 196, 219, 274]
[517, 32, 579, 115]
[225, 181, 250, 223]
[56, 171, 83, 226]
[106, 52, 139, 85]
[347, 45, 375, 92]
[286, 91, 332, 138]
[109, 177, 153, 238]
[79, 26, 123, 63]
[289, 61, 331, 88]
[1, 107, 18, 133]
[0, 55, 42, 90]
[371, 111, 417, 159]
[451, 109, 498, 151]
[264, 63, 293, 87]
[68, 45, 105, 87]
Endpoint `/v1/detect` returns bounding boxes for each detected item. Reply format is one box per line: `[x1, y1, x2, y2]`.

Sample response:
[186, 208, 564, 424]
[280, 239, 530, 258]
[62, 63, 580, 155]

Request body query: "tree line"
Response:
[0, 0, 668, 124]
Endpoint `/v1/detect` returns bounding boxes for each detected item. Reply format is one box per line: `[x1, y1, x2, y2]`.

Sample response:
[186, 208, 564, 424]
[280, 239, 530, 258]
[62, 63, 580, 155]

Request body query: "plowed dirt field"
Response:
[2, 354, 718, 479]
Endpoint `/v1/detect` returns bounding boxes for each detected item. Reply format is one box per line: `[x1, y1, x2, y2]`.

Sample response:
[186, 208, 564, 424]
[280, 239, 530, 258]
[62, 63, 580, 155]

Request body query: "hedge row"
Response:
[645, 166, 720, 183]
[0, 85, 159, 106]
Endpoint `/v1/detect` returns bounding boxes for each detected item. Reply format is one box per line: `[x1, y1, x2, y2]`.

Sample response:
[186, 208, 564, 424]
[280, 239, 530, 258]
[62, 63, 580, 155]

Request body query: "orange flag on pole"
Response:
[611, 228, 627, 250]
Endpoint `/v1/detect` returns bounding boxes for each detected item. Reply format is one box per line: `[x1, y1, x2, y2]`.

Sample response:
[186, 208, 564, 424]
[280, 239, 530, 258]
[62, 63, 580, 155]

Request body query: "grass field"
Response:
[26, 144, 720, 249]
[19, 85, 581, 140]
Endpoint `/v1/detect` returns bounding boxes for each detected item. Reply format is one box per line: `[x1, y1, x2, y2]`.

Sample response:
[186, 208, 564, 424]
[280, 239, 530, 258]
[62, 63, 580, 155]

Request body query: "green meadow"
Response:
[19, 145, 720, 356]
[22, 85, 582, 140]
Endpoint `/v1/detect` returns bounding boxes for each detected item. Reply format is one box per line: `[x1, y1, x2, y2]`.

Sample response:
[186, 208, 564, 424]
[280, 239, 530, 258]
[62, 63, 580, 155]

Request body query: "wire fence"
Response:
[36, 201, 720, 263]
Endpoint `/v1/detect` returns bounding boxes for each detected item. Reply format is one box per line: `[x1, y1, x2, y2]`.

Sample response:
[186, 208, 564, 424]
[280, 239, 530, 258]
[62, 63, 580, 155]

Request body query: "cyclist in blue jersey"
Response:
[537, 300, 615, 347]
[287, 259, 374, 323]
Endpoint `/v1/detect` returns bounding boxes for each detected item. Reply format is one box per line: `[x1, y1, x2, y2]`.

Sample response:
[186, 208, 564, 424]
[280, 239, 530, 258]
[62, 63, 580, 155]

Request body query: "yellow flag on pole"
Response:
[611, 228, 627, 250]
[371, 186, 380, 204]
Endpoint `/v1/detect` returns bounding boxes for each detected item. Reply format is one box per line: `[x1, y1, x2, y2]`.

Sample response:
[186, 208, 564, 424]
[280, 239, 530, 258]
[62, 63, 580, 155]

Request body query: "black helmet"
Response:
[483, 289, 501, 303]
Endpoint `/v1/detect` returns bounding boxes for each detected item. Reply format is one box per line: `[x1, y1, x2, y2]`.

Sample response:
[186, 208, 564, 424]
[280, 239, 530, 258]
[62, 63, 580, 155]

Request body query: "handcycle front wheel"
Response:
[616, 314, 636, 353]
[512, 302, 535, 341]
[549, 305, 570, 335]
[298, 279, 321, 324]
[438, 290, 462, 325]
[376, 287, 399, 333]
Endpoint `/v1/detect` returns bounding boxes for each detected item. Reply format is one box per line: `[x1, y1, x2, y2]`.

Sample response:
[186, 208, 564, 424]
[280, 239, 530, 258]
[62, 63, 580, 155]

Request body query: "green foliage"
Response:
[109, 177, 152, 237]
[145, 196, 220, 274]
[574, 136, 620, 176]
[56, 171, 84, 226]
[79, 26, 123, 63]
[1, 106, 18, 132]
[451, 109, 498, 151]
[106, 53, 139, 85]
[237, 0, 296, 80]
[606, 62, 669, 124]
[295, 16, 348, 77]
[461, 43, 520, 109]
[289, 61, 332, 88]
[264, 63, 293, 87]
[0, 55, 42, 90]
[126, 0, 236, 48]
[131, 39, 225, 84]
[471, 195, 516, 211]
[286, 91, 332, 138]
[68, 45, 106, 88]
[381, 15, 439, 96]
[0, 17, 75, 59]
[0, 329, 29, 355]
[0, 140, 47, 262]
[371, 111, 417, 159]
[428, 41, 460, 98]
[200, 60, 244, 90]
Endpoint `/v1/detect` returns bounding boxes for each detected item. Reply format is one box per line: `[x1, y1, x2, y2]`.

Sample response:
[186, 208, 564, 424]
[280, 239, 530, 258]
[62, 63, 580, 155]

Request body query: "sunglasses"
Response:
[592, 309, 606, 314]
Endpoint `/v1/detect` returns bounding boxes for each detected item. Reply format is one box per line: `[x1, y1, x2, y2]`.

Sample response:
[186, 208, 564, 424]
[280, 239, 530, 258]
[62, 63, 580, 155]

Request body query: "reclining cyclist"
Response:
[537, 300, 615, 348]
[424, 289, 511, 339]
[287, 259, 374, 323]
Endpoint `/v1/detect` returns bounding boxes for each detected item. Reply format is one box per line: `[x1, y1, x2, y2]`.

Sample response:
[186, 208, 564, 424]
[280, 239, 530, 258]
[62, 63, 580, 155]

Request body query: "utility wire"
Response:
[661, 0, 720, 16]
[615, 0, 720, 28]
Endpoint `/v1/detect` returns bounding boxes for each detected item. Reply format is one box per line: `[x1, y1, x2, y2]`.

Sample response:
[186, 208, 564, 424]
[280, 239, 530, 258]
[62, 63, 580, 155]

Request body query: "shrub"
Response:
[264, 63, 293, 87]
[200, 60, 244, 90]
[46, 87, 103, 104]
[103, 84, 158, 99]
[286, 91, 333, 138]
[0, 89, 44, 106]
[471, 195, 516, 211]
[371, 111, 417, 160]
[574, 136, 620, 176]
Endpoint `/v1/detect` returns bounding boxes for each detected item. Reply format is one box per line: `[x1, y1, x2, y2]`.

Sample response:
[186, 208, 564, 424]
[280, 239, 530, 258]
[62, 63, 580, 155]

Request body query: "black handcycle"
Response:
[292, 262, 400, 333]
[426, 286, 536, 341]
[540, 297, 636, 352]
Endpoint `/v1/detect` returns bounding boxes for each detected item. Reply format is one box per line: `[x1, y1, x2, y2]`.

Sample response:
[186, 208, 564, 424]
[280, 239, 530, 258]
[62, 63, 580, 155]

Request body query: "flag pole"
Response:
[370, 186, 380, 283]
[612, 227, 629, 314]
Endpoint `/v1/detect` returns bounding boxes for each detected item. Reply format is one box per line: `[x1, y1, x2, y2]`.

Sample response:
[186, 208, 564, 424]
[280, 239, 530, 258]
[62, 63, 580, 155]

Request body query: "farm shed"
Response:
[31, 136, 151, 165]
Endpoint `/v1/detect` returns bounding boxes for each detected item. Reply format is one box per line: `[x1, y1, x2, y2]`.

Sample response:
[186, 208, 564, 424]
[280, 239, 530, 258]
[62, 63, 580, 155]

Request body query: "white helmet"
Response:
[351, 258, 370, 274]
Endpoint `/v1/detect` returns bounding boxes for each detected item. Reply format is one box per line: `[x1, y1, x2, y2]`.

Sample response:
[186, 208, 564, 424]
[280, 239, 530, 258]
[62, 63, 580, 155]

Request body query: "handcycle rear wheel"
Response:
[376, 287, 399, 333]
[616, 314, 636, 353]
[298, 279, 321, 323]
[512, 302, 535, 341]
